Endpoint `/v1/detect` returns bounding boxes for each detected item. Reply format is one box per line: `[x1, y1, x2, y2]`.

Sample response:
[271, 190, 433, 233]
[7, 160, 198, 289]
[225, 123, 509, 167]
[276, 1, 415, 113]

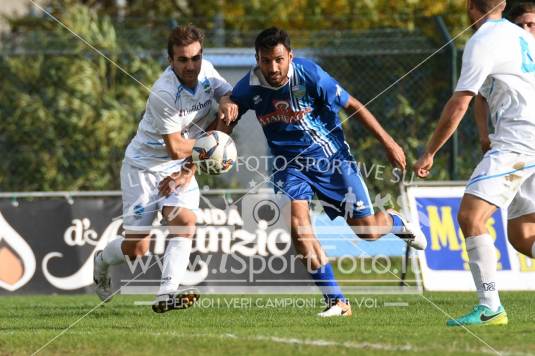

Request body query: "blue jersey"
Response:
[231, 57, 351, 159]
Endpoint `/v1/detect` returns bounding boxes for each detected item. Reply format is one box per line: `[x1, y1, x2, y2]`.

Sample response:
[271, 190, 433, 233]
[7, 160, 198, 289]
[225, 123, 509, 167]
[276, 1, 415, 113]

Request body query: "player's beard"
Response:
[268, 72, 286, 87]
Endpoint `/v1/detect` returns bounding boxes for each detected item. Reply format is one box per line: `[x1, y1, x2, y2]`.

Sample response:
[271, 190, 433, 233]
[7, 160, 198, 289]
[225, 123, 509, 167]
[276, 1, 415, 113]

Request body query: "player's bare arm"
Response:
[158, 132, 197, 194]
[474, 94, 491, 153]
[158, 160, 196, 197]
[413, 91, 473, 178]
[162, 131, 196, 160]
[345, 95, 406, 170]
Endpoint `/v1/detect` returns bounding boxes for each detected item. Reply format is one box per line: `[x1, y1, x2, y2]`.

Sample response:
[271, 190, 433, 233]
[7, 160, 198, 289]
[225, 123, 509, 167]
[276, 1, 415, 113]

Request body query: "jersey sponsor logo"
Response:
[257, 100, 312, 126]
[177, 99, 212, 117]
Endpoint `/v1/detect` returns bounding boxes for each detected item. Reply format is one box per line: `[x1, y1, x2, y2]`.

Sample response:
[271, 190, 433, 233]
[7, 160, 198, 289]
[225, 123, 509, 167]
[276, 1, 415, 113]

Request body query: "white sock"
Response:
[157, 237, 193, 295]
[101, 237, 126, 266]
[466, 234, 501, 311]
[531, 241, 535, 259]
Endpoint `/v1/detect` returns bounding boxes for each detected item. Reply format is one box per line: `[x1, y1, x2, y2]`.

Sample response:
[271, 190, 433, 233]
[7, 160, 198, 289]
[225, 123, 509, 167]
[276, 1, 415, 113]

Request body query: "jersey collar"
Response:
[483, 18, 507, 25]
[168, 66, 199, 95]
[249, 62, 294, 90]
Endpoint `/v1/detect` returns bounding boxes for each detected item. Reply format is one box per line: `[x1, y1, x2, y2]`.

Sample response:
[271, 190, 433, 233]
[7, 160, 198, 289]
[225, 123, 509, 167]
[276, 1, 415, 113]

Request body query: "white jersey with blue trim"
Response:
[456, 19, 535, 155]
[124, 60, 232, 173]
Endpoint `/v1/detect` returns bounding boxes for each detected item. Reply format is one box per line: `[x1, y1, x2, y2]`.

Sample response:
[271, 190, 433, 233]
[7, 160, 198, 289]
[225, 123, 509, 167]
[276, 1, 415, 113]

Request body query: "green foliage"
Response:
[0, 4, 159, 191]
[1, 0, 479, 191]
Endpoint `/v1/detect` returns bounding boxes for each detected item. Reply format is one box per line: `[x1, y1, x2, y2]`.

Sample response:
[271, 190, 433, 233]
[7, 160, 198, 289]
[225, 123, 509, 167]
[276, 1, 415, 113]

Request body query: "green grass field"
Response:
[0, 292, 534, 355]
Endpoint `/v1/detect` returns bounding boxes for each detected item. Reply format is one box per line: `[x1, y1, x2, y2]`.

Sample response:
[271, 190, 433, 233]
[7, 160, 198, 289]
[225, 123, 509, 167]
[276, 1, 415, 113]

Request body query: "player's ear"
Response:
[168, 56, 173, 66]
[255, 53, 259, 63]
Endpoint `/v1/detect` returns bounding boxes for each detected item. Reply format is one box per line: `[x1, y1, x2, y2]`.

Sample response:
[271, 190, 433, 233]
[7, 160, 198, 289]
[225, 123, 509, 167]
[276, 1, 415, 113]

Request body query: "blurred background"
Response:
[0, 0, 529, 195]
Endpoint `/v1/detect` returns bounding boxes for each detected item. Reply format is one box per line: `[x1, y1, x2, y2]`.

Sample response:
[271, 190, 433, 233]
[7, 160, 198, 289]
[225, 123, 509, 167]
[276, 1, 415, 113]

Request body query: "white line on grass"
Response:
[144, 331, 521, 355]
[16, 329, 535, 355]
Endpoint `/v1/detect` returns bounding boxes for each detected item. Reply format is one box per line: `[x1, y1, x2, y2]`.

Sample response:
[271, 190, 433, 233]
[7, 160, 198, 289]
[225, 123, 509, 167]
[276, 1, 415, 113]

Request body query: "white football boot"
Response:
[318, 300, 352, 317]
[93, 251, 113, 302]
[388, 209, 427, 250]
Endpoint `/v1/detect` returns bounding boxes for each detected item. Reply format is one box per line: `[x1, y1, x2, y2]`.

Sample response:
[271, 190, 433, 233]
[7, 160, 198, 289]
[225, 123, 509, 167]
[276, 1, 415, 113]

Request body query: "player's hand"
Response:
[158, 167, 195, 197]
[384, 141, 406, 170]
[413, 153, 434, 178]
[218, 95, 238, 126]
[480, 137, 491, 154]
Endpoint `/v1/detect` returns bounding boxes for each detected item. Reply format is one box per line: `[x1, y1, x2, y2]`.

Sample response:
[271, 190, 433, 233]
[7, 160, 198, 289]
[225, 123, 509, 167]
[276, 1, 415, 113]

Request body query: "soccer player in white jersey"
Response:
[475, 0, 535, 257]
[93, 25, 237, 313]
[414, 0, 535, 326]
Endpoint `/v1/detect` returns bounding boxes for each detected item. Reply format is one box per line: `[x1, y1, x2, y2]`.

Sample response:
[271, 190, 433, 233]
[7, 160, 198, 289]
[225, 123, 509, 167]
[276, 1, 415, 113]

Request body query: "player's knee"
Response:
[165, 209, 197, 238]
[168, 220, 196, 238]
[122, 237, 150, 258]
[457, 209, 482, 235]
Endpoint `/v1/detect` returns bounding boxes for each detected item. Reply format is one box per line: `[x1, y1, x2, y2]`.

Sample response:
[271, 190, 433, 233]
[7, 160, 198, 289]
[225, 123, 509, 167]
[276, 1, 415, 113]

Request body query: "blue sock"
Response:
[310, 263, 346, 305]
[389, 212, 405, 234]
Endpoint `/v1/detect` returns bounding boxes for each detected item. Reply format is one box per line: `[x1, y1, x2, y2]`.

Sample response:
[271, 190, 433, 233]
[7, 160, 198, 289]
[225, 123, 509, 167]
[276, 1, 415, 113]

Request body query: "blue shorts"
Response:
[273, 154, 374, 220]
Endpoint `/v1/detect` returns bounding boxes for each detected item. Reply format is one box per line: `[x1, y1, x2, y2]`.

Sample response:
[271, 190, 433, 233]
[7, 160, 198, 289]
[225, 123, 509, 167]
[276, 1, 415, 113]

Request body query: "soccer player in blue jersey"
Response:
[225, 27, 426, 317]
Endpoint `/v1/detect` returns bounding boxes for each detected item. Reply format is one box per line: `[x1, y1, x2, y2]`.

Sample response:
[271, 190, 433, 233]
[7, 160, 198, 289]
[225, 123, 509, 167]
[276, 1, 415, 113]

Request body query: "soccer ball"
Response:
[192, 131, 237, 175]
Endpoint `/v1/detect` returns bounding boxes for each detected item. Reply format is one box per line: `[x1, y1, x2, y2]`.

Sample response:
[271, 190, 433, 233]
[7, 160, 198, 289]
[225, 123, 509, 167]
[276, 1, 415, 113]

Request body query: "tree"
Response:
[0, 4, 159, 190]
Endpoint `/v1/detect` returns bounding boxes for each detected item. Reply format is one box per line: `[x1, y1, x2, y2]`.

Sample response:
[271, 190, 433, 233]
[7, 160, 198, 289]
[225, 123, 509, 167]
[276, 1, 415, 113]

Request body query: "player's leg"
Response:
[507, 174, 535, 257]
[157, 206, 195, 295]
[319, 159, 426, 249]
[94, 233, 151, 302]
[290, 200, 352, 317]
[508, 213, 535, 257]
[291, 200, 328, 269]
[448, 152, 535, 326]
[94, 163, 157, 302]
[346, 211, 389, 241]
[445, 151, 531, 326]
[275, 168, 351, 317]
[152, 177, 200, 313]
[447, 193, 508, 326]
[345, 204, 426, 250]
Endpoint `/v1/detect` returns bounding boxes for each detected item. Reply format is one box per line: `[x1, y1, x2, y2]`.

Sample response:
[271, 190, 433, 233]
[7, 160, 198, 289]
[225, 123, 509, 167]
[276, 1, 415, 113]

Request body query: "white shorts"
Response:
[465, 150, 535, 220]
[120, 162, 200, 232]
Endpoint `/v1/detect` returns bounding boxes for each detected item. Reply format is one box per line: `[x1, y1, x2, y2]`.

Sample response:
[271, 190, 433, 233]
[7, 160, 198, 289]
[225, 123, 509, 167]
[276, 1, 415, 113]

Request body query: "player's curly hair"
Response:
[167, 24, 204, 58]
[509, 2, 535, 21]
[254, 27, 291, 54]
[471, 0, 507, 14]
